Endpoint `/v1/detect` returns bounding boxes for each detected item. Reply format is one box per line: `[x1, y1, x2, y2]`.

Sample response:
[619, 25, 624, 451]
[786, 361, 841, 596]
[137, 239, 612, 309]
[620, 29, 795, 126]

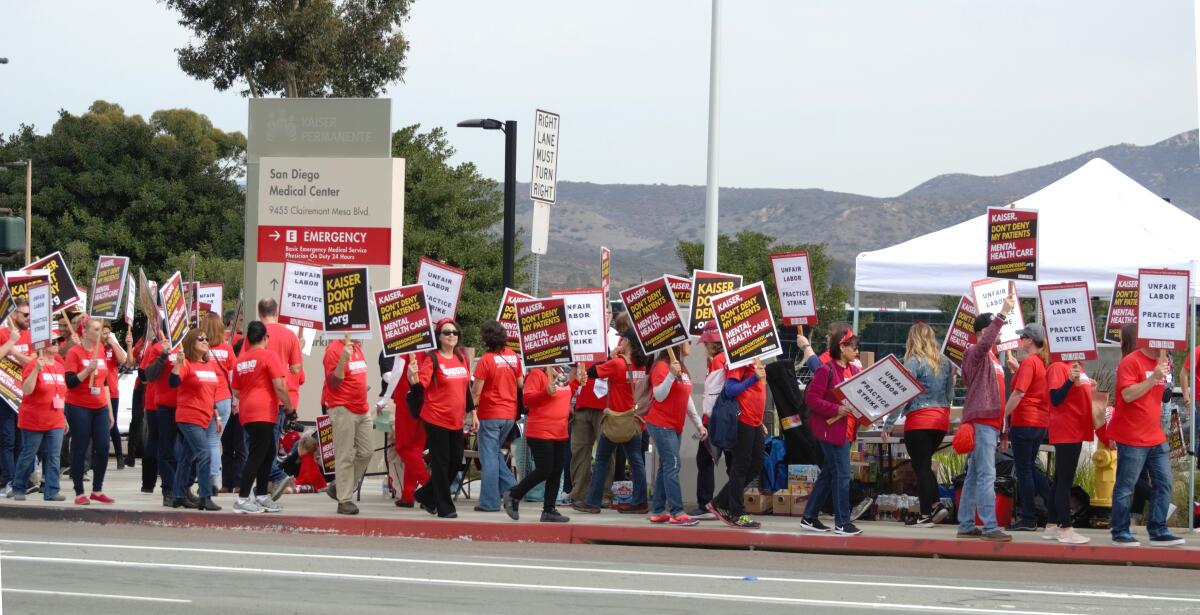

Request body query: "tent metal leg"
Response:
[852, 291, 860, 333]
[1191, 268, 1196, 532]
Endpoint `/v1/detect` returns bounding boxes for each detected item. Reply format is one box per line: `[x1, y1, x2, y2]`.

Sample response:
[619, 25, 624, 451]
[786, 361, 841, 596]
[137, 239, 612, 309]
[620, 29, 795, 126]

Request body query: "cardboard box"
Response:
[743, 489, 773, 514]
[787, 481, 814, 496]
[773, 489, 810, 516]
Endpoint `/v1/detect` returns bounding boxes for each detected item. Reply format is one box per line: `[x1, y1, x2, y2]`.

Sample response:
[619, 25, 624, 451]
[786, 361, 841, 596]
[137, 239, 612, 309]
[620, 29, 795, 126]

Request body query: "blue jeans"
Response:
[477, 418, 517, 509]
[208, 398, 232, 484]
[0, 404, 17, 486]
[805, 439, 852, 526]
[585, 433, 647, 507]
[156, 405, 178, 492]
[66, 404, 110, 496]
[648, 424, 684, 516]
[1111, 442, 1173, 539]
[1010, 426, 1051, 525]
[958, 423, 1000, 532]
[269, 406, 287, 482]
[174, 421, 213, 499]
[13, 428, 62, 498]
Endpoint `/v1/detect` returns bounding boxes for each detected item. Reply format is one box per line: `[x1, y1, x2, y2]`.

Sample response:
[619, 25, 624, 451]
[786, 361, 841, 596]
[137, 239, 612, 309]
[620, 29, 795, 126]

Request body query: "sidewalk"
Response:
[4, 467, 1197, 569]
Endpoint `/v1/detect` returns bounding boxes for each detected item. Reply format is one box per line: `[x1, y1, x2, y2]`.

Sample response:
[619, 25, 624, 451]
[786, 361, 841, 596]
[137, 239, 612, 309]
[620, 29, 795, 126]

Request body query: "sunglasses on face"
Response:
[17, 312, 28, 317]
[197, 336, 209, 342]
[440, 330, 460, 337]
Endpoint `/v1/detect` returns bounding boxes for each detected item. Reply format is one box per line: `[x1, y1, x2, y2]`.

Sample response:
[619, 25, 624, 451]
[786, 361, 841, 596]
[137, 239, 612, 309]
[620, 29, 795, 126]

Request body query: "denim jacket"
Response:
[885, 355, 954, 429]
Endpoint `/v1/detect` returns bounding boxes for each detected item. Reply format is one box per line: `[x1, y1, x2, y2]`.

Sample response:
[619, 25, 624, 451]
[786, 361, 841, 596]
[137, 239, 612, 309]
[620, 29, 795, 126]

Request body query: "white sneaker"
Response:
[1, 484, 12, 498]
[1056, 528, 1090, 545]
[257, 495, 282, 513]
[1167, 503, 1178, 521]
[233, 498, 264, 514]
[1041, 525, 1061, 541]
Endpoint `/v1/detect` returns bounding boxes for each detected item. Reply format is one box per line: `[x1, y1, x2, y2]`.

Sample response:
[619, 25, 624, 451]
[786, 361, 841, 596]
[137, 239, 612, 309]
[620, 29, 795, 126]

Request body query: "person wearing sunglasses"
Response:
[168, 329, 221, 511]
[324, 334, 371, 515]
[10, 340, 68, 502]
[63, 316, 115, 505]
[409, 318, 474, 518]
[0, 299, 33, 498]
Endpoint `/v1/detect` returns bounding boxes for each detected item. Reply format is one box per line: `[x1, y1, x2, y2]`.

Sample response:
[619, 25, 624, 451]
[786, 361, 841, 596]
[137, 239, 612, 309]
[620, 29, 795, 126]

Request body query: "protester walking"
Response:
[470, 321, 522, 513]
[324, 335, 372, 515]
[384, 353, 428, 508]
[10, 341, 67, 501]
[1043, 359, 1094, 544]
[0, 299, 33, 497]
[63, 317, 115, 505]
[707, 351, 768, 529]
[141, 322, 181, 507]
[410, 318, 474, 518]
[1004, 322, 1053, 532]
[644, 343, 706, 526]
[260, 299, 304, 498]
[800, 330, 863, 535]
[231, 321, 292, 513]
[133, 330, 161, 493]
[101, 324, 129, 470]
[503, 365, 583, 523]
[203, 313, 236, 494]
[883, 322, 953, 527]
[169, 329, 221, 511]
[689, 321, 730, 519]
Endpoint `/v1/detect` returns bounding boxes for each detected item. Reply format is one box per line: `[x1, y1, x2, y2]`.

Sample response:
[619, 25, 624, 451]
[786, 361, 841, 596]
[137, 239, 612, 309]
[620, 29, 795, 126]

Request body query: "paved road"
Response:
[1, 520, 1197, 614]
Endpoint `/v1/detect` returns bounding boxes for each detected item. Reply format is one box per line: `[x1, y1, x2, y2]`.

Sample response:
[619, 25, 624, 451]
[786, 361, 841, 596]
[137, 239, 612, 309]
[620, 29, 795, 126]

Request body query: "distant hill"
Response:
[512, 130, 1200, 295]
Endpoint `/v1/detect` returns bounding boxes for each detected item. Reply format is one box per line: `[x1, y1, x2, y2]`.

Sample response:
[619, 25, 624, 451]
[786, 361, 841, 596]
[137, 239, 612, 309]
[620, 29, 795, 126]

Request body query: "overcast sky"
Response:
[2, 1, 1196, 197]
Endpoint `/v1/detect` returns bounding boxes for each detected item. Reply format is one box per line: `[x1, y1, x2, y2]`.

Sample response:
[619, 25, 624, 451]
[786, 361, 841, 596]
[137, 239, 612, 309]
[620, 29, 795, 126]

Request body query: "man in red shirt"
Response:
[0, 299, 32, 497]
[257, 299, 304, 498]
[323, 336, 371, 515]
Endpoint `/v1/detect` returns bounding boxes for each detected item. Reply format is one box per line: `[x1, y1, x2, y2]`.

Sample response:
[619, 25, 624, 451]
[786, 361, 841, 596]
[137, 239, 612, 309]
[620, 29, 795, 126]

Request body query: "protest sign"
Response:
[770, 251, 818, 326]
[89, 255, 129, 321]
[416, 257, 465, 324]
[28, 281, 52, 351]
[516, 297, 573, 368]
[709, 281, 783, 369]
[1136, 268, 1190, 351]
[23, 251, 81, 313]
[278, 262, 325, 329]
[986, 207, 1038, 281]
[496, 288, 534, 353]
[551, 288, 608, 362]
[323, 266, 370, 337]
[0, 356, 21, 411]
[687, 270, 742, 337]
[970, 278, 1025, 353]
[1038, 282, 1097, 362]
[601, 247, 611, 301]
[940, 295, 978, 368]
[6, 271, 49, 303]
[197, 283, 224, 317]
[665, 275, 692, 311]
[0, 271, 13, 326]
[124, 278, 136, 326]
[619, 277, 689, 355]
[315, 414, 337, 475]
[1104, 274, 1138, 345]
[373, 284, 435, 356]
[834, 354, 926, 424]
[159, 271, 189, 350]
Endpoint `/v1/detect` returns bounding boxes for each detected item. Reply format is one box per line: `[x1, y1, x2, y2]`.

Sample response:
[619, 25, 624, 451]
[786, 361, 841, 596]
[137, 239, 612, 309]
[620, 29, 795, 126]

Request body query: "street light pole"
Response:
[23, 160, 30, 265]
[456, 118, 517, 290]
[703, 0, 722, 272]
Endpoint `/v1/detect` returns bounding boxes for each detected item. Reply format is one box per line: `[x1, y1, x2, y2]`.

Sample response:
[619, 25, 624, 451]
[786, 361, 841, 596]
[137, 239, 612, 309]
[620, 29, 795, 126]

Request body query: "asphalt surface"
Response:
[1, 520, 1198, 615]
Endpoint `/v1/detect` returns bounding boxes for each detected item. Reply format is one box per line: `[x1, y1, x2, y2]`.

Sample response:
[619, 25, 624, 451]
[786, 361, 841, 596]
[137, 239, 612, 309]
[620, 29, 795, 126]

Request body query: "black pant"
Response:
[1052, 442, 1082, 528]
[129, 386, 145, 462]
[142, 409, 159, 492]
[510, 438, 566, 512]
[221, 411, 247, 489]
[156, 405, 178, 493]
[712, 421, 764, 517]
[696, 439, 731, 508]
[108, 396, 123, 462]
[903, 428, 946, 515]
[415, 423, 464, 516]
[240, 422, 275, 498]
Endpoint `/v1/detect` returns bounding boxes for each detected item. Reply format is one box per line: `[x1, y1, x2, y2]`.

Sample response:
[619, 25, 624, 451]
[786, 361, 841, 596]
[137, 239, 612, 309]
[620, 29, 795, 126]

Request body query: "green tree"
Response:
[393, 125, 527, 347]
[0, 101, 246, 297]
[676, 231, 849, 340]
[164, 0, 413, 97]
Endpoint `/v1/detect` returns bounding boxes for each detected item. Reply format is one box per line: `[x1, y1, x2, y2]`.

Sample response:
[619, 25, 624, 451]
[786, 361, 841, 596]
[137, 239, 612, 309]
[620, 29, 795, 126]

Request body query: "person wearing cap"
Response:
[1003, 322, 1053, 532]
[689, 320, 729, 519]
[0, 298, 33, 498]
[409, 318, 474, 518]
[1043, 357, 1095, 545]
[956, 290, 1015, 542]
[324, 333, 371, 516]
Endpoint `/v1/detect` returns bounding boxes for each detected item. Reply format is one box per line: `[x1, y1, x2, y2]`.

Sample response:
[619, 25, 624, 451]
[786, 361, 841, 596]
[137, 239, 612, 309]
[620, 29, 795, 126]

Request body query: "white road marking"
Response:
[2, 588, 191, 603]
[0, 554, 1079, 615]
[0, 538, 1196, 604]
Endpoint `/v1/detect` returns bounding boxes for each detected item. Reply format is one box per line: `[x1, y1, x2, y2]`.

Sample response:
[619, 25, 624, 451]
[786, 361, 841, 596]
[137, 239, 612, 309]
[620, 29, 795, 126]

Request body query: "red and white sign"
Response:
[1136, 268, 1190, 351]
[257, 225, 391, 265]
[515, 298, 574, 368]
[986, 206, 1038, 281]
[1037, 282, 1097, 362]
[416, 257, 466, 324]
[709, 281, 782, 369]
[664, 275, 692, 310]
[970, 278, 1024, 353]
[619, 277, 689, 355]
[374, 285, 435, 357]
[834, 354, 925, 424]
[551, 288, 608, 362]
[496, 288, 533, 354]
[770, 251, 818, 326]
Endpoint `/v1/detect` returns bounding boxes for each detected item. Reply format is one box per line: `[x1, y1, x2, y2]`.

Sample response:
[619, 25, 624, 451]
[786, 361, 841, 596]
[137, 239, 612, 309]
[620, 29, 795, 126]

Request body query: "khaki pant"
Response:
[331, 406, 374, 503]
[569, 408, 614, 502]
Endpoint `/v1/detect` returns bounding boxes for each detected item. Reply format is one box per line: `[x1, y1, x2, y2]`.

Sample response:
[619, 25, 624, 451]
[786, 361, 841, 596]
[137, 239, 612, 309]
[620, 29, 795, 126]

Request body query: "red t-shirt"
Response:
[905, 407, 950, 432]
[17, 359, 66, 431]
[265, 323, 303, 408]
[64, 344, 109, 409]
[102, 343, 120, 396]
[727, 364, 765, 428]
[297, 452, 328, 490]
[322, 340, 368, 414]
[709, 353, 727, 374]
[208, 342, 236, 402]
[1047, 361, 1096, 444]
[418, 351, 471, 430]
[594, 356, 635, 413]
[574, 360, 608, 410]
[0, 328, 32, 360]
[175, 359, 219, 427]
[969, 354, 1006, 431]
[151, 345, 181, 408]
[523, 368, 576, 441]
[1110, 350, 1166, 447]
[645, 361, 693, 433]
[389, 355, 413, 403]
[138, 340, 158, 410]
[473, 349, 522, 420]
[1010, 355, 1049, 428]
[232, 347, 287, 425]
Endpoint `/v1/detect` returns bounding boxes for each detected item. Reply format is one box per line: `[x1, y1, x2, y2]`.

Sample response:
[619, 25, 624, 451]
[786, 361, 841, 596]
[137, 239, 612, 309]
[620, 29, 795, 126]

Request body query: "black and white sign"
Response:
[970, 278, 1025, 353]
[530, 109, 560, 204]
[1037, 282, 1096, 362]
[28, 282, 52, 350]
[1136, 268, 1190, 351]
[550, 288, 608, 362]
[416, 257, 466, 324]
[834, 354, 925, 424]
[278, 262, 325, 330]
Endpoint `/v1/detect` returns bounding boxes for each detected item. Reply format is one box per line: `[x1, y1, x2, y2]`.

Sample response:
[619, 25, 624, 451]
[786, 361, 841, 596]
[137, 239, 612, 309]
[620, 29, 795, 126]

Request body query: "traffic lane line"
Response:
[1, 588, 191, 603]
[0, 554, 1086, 615]
[2, 537, 1198, 605]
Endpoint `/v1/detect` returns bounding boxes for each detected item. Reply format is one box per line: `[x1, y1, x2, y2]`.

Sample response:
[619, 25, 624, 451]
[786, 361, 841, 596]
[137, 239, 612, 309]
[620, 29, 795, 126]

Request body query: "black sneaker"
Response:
[1006, 518, 1038, 532]
[957, 528, 983, 539]
[540, 509, 570, 523]
[981, 529, 1012, 542]
[732, 514, 761, 529]
[502, 490, 519, 521]
[1111, 533, 1140, 547]
[906, 514, 935, 528]
[799, 517, 830, 532]
[931, 503, 950, 524]
[851, 497, 874, 521]
[688, 508, 715, 520]
[1149, 533, 1186, 547]
[835, 523, 863, 536]
[706, 502, 736, 528]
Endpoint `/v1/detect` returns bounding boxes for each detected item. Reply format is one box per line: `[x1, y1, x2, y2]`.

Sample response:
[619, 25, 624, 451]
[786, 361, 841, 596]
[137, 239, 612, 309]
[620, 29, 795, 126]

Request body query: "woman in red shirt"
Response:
[409, 318, 474, 518]
[1044, 360, 1095, 544]
[469, 321, 522, 512]
[383, 352, 428, 508]
[644, 343, 707, 526]
[169, 329, 221, 511]
[100, 324, 128, 470]
[1003, 323, 1052, 532]
[11, 342, 68, 501]
[64, 317, 115, 505]
[202, 313, 236, 494]
[231, 321, 293, 514]
[503, 364, 584, 523]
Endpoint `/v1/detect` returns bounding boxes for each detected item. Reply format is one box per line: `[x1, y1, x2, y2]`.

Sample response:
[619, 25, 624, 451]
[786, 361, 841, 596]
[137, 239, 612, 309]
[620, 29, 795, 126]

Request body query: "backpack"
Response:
[708, 389, 741, 451]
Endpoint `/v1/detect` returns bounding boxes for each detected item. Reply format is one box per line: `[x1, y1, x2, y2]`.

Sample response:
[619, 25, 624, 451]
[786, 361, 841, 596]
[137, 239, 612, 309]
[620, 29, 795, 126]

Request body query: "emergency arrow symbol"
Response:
[270, 278, 279, 290]
[269, 230, 281, 241]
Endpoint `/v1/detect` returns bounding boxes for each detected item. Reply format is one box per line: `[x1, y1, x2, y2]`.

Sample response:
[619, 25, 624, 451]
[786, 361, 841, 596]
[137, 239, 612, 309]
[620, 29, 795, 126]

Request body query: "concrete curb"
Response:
[5, 505, 1197, 569]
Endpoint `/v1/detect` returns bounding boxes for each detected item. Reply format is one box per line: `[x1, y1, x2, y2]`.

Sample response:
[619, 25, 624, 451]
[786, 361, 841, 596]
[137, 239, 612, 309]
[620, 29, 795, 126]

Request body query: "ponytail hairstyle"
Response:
[1033, 339, 1050, 367]
[1119, 322, 1138, 357]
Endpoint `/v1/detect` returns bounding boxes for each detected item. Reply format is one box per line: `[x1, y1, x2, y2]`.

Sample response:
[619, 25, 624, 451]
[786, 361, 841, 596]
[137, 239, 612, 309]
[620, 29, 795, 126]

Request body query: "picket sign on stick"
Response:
[770, 251, 818, 326]
[1136, 268, 1190, 351]
[416, 257, 466, 324]
[1103, 274, 1138, 345]
[619, 277, 689, 355]
[515, 297, 574, 368]
[940, 295, 977, 369]
[27, 281, 52, 351]
[550, 288, 608, 362]
[373, 284, 435, 357]
[986, 206, 1038, 281]
[830, 354, 926, 425]
[708, 281, 783, 369]
[1037, 282, 1096, 362]
[687, 270, 742, 337]
[23, 251, 82, 314]
[970, 278, 1024, 353]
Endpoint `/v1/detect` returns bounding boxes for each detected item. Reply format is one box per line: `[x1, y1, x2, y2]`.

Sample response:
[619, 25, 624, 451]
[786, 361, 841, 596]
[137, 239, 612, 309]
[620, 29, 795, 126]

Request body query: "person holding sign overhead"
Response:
[410, 318, 474, 519]
[168, 329, 221, 511]
[63, 317, 115, 505]
[231, 321, 294, 514]
[10, 341, 67, 501]
[1003, 322, 1053, 532]
[324, 335, 371, 516]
